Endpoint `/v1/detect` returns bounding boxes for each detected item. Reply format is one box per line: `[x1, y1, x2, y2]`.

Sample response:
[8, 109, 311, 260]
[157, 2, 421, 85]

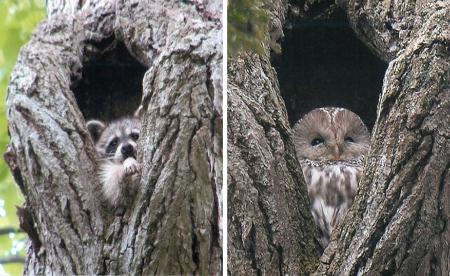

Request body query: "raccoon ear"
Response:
[134, 105, 144, 119]
[86, 120, 106, 143]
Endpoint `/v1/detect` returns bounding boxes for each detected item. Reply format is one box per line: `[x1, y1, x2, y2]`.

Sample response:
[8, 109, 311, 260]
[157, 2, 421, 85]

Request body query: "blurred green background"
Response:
[228, 0, 268, 56]
[0, 0, 45, 275]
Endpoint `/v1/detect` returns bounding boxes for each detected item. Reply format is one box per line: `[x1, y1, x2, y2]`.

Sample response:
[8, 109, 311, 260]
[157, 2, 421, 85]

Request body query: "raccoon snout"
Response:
[121, 143, 135, 158]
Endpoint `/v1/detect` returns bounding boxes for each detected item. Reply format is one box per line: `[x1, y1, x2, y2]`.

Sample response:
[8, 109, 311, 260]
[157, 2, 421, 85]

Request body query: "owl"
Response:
[292, 107, 370, 248]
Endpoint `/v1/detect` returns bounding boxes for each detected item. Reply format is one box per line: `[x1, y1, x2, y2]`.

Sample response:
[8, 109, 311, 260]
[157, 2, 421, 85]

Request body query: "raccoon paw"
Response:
[123, 157, 141, 176]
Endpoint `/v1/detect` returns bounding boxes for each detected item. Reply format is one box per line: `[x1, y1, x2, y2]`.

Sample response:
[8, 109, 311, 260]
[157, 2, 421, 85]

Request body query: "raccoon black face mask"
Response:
[87, 115, 141, 212]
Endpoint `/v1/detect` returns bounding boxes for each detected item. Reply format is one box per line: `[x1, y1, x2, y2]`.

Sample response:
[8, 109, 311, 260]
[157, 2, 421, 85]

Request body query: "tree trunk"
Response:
[228, 0, 449, 275]
[227, 3, 323, 275]
[227, 52, 322, 275]
[316, 1, 450, 275]
[5, 0, 222, 275]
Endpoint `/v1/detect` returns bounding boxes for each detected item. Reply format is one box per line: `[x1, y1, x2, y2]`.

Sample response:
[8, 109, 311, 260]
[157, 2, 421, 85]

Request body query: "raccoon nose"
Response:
[121, 143, 134, 158]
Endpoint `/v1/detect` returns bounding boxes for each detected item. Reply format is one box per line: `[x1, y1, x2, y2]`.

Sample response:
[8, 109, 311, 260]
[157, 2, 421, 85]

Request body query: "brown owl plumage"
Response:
[293, 107, 370, 248]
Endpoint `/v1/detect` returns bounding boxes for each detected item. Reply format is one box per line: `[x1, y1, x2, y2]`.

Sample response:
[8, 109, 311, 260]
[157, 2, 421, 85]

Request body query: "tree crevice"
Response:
[229, 0, 448, 275]
[7, 1, 222, 274]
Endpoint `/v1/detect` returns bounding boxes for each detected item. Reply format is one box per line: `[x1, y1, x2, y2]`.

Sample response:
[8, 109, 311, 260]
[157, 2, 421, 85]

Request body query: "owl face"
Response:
[293, 107, 370, 161]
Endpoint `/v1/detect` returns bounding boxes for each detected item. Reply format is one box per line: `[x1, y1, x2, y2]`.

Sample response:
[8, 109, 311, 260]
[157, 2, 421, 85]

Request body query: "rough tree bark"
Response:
[228, 0, 449, 275]
[5, 0, 222, 275]
[227, 1, 322, 274]
[316, 1, 449, 275]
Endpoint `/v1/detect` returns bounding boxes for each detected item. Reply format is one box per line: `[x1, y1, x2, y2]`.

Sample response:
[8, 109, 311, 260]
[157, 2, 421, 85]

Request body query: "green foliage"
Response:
[228, 0, 269, 57]
[0, 0, 45, 275]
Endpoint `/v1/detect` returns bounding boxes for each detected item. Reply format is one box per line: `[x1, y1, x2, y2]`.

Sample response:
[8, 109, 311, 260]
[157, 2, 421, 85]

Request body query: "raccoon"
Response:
[87, 115, 141, 212]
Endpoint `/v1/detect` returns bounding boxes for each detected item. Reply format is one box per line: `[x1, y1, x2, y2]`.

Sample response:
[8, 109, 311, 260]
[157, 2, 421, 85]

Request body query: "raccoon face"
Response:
[87, 117, 140, 163]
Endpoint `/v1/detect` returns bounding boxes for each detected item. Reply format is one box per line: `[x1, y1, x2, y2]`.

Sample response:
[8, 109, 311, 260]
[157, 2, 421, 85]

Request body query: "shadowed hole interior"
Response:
[272, 12, 387, 131]
[73, 42, 147, 122]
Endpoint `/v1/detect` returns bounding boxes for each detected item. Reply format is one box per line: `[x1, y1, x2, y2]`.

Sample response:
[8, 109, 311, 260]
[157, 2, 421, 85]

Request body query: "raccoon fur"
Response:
[87, 115, 141, 211]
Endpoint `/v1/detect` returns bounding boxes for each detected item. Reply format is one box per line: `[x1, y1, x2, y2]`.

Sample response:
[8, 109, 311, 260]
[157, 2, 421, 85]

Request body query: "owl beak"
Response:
[332, 144, 341, 160]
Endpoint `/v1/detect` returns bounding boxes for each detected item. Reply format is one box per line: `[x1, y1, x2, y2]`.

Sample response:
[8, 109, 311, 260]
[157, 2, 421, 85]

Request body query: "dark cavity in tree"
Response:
[73, 42, 146, 122]
[272, 14, 387, 131]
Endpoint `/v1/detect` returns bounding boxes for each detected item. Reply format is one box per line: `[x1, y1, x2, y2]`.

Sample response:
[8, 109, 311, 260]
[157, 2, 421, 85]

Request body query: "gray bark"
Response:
[228, 0, 449, 275]
[228, 52, 322, 275]
[5, 0, 222, 275]
[227, 2, 322, 275]
[316, 1, 450, 275]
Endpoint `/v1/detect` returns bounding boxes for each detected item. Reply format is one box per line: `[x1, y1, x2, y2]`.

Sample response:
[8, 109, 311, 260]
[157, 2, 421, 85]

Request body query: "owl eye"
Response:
[311, 137, 324, 146]
[345, 137, 354, 143]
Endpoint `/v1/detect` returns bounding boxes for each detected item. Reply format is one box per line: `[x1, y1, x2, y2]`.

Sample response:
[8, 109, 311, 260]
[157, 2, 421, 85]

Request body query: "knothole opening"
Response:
[272, 12, 387, 131]
[73, 42, 147, 122]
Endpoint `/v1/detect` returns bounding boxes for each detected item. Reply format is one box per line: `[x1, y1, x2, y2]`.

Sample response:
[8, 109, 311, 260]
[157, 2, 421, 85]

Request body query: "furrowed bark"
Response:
[227, 2, 323, 274]
[6, 13, 104, 275]
[228, 52, 322, 275]
[6, 0, 222, 274]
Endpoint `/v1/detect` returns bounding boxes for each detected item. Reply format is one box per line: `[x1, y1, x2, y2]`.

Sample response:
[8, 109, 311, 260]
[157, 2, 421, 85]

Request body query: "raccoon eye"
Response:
[106, 137, 119, 152]
[311, 137, 324, 146]
[130, 132, 139, 141]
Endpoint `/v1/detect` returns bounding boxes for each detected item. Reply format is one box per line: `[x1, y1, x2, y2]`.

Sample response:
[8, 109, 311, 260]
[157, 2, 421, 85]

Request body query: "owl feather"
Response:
[293, 107, 370, 248]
